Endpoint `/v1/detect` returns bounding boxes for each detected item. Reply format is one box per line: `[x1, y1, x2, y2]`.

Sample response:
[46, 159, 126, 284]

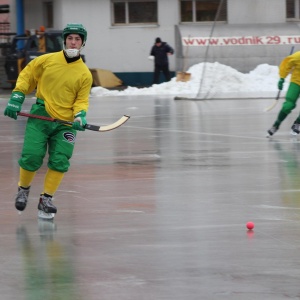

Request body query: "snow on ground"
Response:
[90, 62, 291, 99]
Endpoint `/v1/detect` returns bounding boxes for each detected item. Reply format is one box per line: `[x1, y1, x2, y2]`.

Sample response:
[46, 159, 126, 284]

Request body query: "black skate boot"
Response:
[37, 194, 57, 220]
[267, 126, 278, 137]
[291, 123, 300, 135]
[15, 186, 30, 211]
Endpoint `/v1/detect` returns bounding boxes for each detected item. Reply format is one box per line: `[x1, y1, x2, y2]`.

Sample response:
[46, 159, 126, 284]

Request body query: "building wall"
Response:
[175, 0, 300, 73]
[3, 0, 177, 85]
[228, 0, 285, 24]
[177, 23, 300, 74]
[0, 0, 10, 23]
[7, 0, 300, 85]
[48, 0, 177, 75]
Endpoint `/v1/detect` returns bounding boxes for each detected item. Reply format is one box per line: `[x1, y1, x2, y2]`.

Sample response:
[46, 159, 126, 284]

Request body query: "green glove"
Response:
[4, 91, 25, 120]
[278, 78, 285, 90]
[72, 110, 87, 131]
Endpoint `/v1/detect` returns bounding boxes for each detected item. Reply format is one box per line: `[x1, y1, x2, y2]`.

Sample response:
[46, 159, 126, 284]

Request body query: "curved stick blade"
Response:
[264, 91, 281, 112]
[99, 115, 130, 132]
[264, 100, 278, 112]
[84, 115, 130, 132]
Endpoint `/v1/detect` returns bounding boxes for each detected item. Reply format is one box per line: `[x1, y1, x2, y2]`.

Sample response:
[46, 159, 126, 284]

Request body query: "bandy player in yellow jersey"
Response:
[3, 23, 93, 220]
[267, 50, 300, 137]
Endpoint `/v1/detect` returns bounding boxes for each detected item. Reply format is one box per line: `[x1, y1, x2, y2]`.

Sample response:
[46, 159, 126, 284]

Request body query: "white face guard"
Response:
[64, 48, 80, 58]
[63, 44, 85, 58]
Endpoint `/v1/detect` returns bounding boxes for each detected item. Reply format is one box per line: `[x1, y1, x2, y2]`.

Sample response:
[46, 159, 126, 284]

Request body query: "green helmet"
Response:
[62, 23, 87, 45]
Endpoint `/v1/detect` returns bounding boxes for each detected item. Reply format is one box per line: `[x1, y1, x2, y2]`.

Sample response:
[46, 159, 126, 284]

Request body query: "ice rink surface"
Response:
[1, 94, 300, 300]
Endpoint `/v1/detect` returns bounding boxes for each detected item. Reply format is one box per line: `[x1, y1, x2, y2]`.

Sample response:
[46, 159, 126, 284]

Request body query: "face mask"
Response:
[64, 48, 80, 58]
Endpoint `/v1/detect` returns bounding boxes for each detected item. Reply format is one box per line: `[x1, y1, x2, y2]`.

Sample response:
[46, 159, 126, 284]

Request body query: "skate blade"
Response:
[290, 130, 299, 136]
[38, 210, 55, 220]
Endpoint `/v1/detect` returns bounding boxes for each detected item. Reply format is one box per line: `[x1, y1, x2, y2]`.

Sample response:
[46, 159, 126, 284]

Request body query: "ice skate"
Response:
[37, 194, 57, 220]
[291, 123, 300, 135]
[15, 186, 30, 212]
[267, 126, 278, 137]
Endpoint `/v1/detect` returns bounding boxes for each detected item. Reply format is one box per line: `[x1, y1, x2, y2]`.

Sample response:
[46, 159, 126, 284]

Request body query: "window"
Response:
[287, 0, 300, 19]
[112, 0, 158, 25]
[180, 0, 227, 22]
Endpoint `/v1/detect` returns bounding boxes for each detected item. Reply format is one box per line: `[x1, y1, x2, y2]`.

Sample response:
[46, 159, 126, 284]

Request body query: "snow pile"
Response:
[90, 62, 290, 99]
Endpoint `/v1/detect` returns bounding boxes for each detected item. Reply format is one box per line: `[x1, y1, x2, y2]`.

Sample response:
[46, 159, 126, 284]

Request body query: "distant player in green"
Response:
[3, 23, 92, 219]
[268, 51, 300, 136]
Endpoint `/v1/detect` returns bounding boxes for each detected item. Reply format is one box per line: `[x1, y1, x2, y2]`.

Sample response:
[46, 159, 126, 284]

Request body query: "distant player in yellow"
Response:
[3, 23, 92, 219]
[267, 51, 300, 136]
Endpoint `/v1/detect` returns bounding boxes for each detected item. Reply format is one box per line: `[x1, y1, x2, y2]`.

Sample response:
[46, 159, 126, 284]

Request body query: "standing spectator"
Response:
[150, 37, 174, 84]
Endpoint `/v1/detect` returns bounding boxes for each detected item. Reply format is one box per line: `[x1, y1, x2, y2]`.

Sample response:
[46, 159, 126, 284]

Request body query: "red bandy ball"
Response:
[246, 222, 254, 230]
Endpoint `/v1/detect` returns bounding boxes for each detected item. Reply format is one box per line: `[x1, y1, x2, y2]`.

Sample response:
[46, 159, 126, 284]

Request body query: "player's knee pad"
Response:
[18, 154, 43, 172]
[48, 153, 70, 173]
[282, 100, 296, 114]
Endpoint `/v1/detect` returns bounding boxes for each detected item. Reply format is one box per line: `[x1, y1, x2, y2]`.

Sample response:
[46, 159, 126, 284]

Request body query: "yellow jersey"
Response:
[14, 50, 92, 121]
[279, 51, 300, 85]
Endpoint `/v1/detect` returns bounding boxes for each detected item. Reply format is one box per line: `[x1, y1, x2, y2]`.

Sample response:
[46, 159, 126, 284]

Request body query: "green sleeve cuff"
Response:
[10, 91, 25, 104]
[74, 110, 86, 117]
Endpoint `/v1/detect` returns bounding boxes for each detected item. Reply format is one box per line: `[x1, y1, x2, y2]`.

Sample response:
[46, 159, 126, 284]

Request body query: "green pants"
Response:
[275, 82, 300, 127]
[19, 103, 77, 172]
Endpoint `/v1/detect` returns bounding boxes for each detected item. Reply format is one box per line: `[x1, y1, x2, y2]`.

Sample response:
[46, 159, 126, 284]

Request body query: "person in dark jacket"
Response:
[150, 37, 174, 84]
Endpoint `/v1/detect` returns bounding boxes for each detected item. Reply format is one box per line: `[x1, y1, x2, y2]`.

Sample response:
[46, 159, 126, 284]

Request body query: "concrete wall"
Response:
[50, 0, 177, 75]
[24, 0, 43, 30]
[228, 0, 285, 24]
[7, 0, 300, 85]
[176, 23, 300, 73]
